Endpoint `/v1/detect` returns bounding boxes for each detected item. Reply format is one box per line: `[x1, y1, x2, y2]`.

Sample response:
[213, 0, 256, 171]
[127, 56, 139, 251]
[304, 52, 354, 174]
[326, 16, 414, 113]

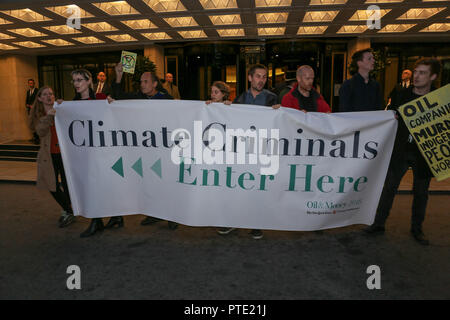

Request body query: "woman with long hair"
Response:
[70, 69, 124, 237]
[205, 81, 231, 105]
[29, 86, 75, 228]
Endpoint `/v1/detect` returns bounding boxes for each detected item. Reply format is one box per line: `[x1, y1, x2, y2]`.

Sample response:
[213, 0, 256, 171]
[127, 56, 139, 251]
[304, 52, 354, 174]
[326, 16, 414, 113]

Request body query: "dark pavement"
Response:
[0, 182, 449, 300]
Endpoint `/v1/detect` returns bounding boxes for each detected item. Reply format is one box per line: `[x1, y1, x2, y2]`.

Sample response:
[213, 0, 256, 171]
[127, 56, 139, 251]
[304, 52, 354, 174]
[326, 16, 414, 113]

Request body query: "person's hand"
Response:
[107, 95, 115, 104]
[46, 108, 56, 116]
[272, 104, 281, 109]
[115, 62, 124, 83]
[300, 109, 307, 113]
[223, 100, 232, 105]
[205, 100, 212, 105]
[56, 99, 63, 105]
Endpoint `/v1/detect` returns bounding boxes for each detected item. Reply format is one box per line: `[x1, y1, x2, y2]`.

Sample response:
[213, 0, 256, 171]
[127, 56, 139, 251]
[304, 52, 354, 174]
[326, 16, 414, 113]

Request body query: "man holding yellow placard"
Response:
[365, 58, 443, 246]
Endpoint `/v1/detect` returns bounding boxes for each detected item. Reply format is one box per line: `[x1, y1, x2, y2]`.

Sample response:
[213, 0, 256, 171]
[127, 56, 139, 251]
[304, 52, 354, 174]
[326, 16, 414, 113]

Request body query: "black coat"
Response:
[26, 88, 38, 106]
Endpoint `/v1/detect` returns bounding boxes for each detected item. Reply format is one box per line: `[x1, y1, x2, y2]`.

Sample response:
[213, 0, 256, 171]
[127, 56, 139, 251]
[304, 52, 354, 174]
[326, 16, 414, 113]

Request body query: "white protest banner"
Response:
[55, 100, 397, 231]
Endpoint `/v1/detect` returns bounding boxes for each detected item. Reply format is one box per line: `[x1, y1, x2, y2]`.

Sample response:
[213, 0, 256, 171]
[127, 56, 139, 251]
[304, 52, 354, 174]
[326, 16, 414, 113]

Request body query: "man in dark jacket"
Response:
[339, 48, 383, 112]
[280, 65, 331, 113]
[111, 62, 177, 229]
[25, 79, 39, 143]
[112, 62, 172, 100]
[365, 58, 442, 246]
[233, 64, 278, 108]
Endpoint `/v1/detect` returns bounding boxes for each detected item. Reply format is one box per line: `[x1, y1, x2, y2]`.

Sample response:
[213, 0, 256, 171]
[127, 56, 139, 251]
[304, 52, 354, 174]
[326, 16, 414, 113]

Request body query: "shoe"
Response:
[167, 221, 178, 230]
[105, 216, 124, 229]
[411, 229, 429, 246]
[80, 218, 104, 238]
[363, 224, 385, 235]
[59, 212, 75, 228]
[250, 229, 263, 240]
[217, 227, 236, 235]
[141, 216, 162, 226]
[58, 210, 67, 224]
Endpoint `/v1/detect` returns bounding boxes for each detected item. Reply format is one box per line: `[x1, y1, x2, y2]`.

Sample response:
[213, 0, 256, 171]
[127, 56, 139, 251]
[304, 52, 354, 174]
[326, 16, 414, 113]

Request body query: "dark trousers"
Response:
[374, 146, 431, 231]
[50, 153, 72, 214]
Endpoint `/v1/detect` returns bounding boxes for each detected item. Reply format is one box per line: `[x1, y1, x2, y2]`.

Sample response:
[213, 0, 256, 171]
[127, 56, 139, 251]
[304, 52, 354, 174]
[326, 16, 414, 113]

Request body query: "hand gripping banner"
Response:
[55, 100, 397, 231]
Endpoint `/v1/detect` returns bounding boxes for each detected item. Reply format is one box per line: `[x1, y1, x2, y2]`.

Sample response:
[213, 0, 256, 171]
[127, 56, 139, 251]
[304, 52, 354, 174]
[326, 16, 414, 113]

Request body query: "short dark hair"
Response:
[349, 48, 373, 75]
[248, 64, 267, 77]
[414, 58, 441, 77]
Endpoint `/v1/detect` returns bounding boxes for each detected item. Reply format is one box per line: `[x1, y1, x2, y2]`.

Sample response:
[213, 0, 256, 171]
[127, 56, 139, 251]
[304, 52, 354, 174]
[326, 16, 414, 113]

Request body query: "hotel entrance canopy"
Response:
[0, 0, 449, 54]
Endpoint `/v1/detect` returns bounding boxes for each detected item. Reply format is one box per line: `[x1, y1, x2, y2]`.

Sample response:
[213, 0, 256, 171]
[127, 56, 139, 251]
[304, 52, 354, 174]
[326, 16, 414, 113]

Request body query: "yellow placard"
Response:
[398, 84, 450, 181]
[121, 50, 137, 74]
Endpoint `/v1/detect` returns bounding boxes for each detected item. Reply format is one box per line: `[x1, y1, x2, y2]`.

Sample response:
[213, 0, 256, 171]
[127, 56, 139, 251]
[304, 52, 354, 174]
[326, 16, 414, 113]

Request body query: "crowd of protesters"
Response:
[26, 48, 442, 245]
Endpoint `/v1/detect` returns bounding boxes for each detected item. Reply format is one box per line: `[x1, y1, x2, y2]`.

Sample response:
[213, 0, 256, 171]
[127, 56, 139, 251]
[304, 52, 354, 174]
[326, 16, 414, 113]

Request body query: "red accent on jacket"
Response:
[281, 83, 331, 113]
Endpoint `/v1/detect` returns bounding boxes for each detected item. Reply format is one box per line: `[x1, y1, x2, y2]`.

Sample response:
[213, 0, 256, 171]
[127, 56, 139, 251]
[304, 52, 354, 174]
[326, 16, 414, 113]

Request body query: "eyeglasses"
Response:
[71, 78, 87, 84]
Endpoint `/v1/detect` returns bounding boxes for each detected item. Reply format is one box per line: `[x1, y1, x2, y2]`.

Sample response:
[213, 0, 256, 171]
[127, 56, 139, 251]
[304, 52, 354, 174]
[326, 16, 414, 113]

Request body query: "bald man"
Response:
[162, 73, 180, 100]
[387, 69, 412, 106]
[279, 65, 331, 113]
[94, 71, 112, 97]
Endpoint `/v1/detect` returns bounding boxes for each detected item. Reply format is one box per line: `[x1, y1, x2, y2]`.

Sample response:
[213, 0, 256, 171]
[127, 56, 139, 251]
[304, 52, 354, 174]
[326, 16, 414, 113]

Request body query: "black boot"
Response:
[105, 216, 124, 229]
[411, 229, 429, 246]
[80, 218, 104, 238]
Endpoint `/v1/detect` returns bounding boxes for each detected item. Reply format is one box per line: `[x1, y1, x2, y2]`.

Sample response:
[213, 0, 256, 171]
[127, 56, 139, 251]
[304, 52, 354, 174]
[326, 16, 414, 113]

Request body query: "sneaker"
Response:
[363, 224, 385, 235]
[217, 227, 236, 235]
[411, 229, 429, 246]
[59, 212, 75, 228]
[58, 211, 67, 224]
[141, 216, 162, 226]
[250, 229, 263, 240]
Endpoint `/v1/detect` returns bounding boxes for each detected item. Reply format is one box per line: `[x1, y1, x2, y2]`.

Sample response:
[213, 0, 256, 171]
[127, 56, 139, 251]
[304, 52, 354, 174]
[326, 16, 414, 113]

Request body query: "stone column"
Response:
[0, 54, 38, 143]
[144, 45, 164, 80]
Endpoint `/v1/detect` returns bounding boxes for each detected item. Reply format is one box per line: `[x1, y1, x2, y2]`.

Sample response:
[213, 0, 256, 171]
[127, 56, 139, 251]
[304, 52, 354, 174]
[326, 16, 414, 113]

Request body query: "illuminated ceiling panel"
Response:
[0, 43, 18, 50]
[378, 24, 416, 32]
[121, 19, 158, 29]
[144, 0, 187, 12]
[217, 28, 245, 37]
[72, 36, 105, 44]
[199, 0, 238, 9]
[208, 14, 241, 25]
[255, 0, 292, 7]
[309, 0, 347, 5]
[43, 25, 81, 35]
[256, 13, 289, 24]
[41, 39, 74, 46]
[164, 17, 198, 27]
[105, 34, 137, 41]
[0, 9, 51, 22]
[420, 23, 450, 32]
[45, 5, 94, 18]
[337, 25, 368, 33]
[141, 32, 172, 40]
[0, 32, 15, 40]
[83, 22, 118, 32]
[8, 28, 47, 37]
[13, 41, 46, 48]
[178, 30, 208, 38]
[365, 0, 403, 3]
[303, 11, 339, 22]
[92, 1, 139, 15]
[298, 26, 329, 34]
[349, 9, 391, 21]
[258, 27, 286, 35]
[0, 18, 12, 25]
[397, 8, 446, 19]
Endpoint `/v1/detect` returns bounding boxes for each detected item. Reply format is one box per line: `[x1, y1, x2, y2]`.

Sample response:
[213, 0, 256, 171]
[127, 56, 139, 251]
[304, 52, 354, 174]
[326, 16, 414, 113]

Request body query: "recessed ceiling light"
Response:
[13, 41, 46, 48]
[45, 5, 94, 18]
[0, 32, 15, 40]
[0, 9, 51, 22]
[92, 1, 139, 15]
[121, 19, 158, 29]
[0, 18, 12, 25]
[378, 24, 416, 32]
[43, 25, 82, 35]
[164, 17, 198, 28]
[143, 0, 187, 12]
[257, 27, 286, 36]
[217, 28, 245, 37]
[303, 11, 339, 22]
[141, 32, 172, 40]
[337, 25, 368, 33]
[208, 14, 241, 25]
[105, 34, 137, 42]
[256, 13, 289, 24]
[420, 23, 450, 32]
[178, 30, 208, 38]
[349, 9, 391, 21]
[8, 28, 47, 37]
[72, 36, 105, 44]
[0, 43, 18, 50]
[255, 0, 292, 7]
[199, 0, 238, 9]
[397, 8, 446, 20]
[41, 39, 74, 46]
[297, 26, 328, 34]
[309, 0, 347, 5]
[83, 22, 118, 32]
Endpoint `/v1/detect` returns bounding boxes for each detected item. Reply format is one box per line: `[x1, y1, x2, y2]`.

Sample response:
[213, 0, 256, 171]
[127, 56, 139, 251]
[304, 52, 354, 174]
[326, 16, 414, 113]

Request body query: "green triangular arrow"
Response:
[132, 157, 143, 177]
[151, 158, 162, 178]
[112, 157, 124, 178]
